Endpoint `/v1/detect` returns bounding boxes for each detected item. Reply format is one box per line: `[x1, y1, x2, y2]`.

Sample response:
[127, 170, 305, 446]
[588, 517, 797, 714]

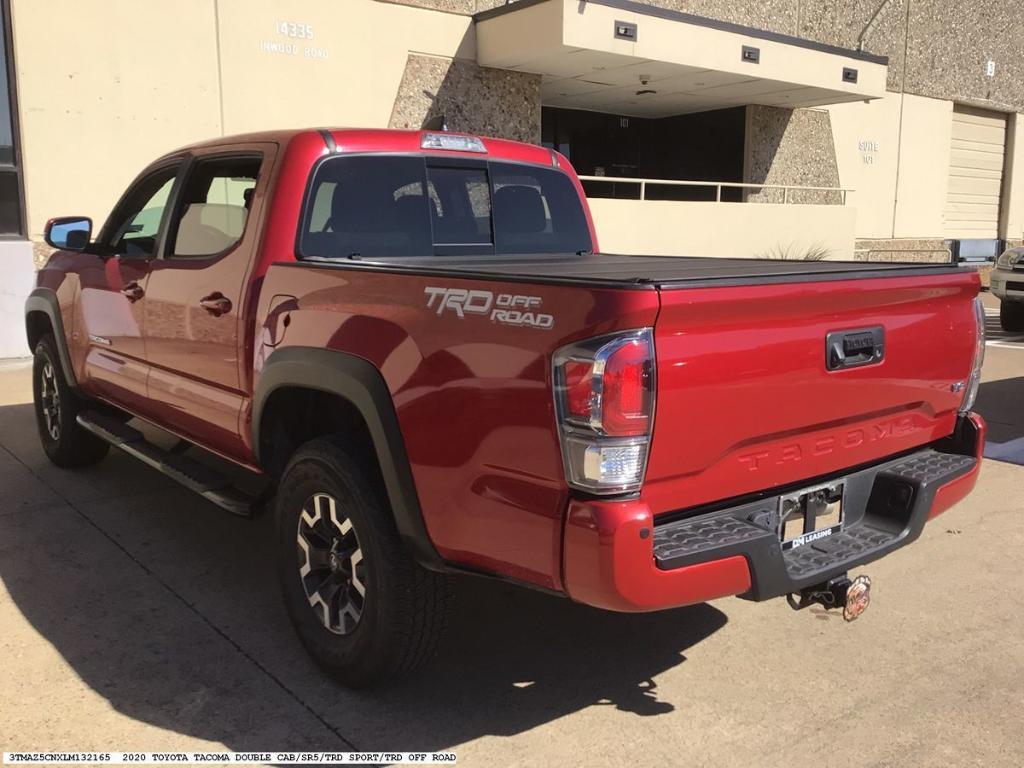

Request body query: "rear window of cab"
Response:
[298, 156, 592, 259]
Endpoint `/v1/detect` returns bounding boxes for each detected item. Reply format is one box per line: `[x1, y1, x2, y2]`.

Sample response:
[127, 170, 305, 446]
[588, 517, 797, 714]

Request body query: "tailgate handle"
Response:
[826, 327, 884, 371]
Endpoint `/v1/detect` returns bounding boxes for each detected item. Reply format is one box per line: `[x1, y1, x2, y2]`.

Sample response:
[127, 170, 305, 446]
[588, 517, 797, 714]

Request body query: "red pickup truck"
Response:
[27, 128, 986, 686]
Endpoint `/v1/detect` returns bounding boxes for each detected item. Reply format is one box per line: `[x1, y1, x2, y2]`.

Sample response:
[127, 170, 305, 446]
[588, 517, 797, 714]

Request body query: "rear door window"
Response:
[168, 155, 261, 258]
[298, 156, 592, 259]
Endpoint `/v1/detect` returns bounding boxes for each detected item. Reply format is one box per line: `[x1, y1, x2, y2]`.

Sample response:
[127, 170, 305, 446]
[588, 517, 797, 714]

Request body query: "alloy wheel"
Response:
[39, 361, 61, 441]
[296, 492, 366, 635]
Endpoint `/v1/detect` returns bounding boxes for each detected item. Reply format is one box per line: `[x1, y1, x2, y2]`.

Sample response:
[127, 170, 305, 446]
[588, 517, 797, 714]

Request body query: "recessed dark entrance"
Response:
[541, 106, 746, 202]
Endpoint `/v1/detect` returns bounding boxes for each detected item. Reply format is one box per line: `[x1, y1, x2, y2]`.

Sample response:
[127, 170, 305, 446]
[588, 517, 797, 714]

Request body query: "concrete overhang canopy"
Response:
[475, 0, 888, 118]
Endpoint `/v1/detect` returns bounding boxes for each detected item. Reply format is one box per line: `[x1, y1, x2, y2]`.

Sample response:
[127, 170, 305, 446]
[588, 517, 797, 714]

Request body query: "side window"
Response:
[168, 155, 261, 258]
[107, 166, 179, 258]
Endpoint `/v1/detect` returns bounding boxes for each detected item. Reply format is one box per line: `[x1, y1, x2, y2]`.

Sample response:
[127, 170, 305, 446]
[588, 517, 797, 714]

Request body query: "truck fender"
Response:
[25, 288, 78, 389]
[252, 346, 443, 570]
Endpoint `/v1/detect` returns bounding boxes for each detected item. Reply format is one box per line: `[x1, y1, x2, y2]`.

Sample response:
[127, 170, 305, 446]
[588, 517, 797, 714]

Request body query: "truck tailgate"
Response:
[642, 272, 980, 515]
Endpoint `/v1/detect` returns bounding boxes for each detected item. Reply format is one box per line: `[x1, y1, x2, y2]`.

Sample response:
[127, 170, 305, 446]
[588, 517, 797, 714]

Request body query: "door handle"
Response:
[200, 292, 232, 316]
[121, 282, 145, 302]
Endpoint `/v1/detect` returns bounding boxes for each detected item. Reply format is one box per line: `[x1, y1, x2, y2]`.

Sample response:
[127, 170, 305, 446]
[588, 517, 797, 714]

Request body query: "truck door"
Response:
[141, 144, 276, 457]
[77, 160, 184, 413]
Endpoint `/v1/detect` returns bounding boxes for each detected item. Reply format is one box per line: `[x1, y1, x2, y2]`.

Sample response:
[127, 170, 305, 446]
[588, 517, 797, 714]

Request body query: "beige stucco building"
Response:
[0, 0, 1022, 354]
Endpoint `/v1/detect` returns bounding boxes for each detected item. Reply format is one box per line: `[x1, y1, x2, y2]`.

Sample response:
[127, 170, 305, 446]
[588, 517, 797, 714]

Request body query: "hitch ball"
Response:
[841, 574, 872, 622]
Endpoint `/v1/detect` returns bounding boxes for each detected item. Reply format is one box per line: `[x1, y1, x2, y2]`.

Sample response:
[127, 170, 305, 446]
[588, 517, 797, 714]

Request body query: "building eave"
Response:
[476, 0, 889, 118]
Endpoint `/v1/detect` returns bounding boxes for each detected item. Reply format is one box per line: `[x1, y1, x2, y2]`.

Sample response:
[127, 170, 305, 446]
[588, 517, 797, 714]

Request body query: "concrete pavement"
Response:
[1, 303, 1022, 766]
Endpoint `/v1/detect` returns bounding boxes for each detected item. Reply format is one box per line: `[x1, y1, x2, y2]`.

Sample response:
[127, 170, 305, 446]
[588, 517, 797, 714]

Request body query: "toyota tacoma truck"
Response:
[27, 128, 986, 687]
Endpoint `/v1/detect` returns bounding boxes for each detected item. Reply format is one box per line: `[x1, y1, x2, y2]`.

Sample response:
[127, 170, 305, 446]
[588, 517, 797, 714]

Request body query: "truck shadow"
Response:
[366, 577, 727, 748]
[0, 401, 728, 752]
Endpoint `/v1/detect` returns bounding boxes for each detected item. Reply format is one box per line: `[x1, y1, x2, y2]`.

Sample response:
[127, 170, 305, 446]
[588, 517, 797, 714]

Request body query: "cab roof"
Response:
[174, 127, 558, 167]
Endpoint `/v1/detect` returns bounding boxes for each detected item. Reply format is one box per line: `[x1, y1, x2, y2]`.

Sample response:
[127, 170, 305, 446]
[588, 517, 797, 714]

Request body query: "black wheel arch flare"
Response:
[25, 288, 78, 389]
[253, 346, 444, 571]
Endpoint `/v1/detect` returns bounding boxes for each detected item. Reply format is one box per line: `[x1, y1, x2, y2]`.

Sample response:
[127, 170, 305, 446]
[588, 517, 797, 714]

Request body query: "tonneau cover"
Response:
[296, 252, 965, 289]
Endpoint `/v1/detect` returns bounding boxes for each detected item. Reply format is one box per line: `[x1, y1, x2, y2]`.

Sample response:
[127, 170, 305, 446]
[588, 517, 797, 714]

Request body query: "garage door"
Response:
[944, 105, 1008, 238]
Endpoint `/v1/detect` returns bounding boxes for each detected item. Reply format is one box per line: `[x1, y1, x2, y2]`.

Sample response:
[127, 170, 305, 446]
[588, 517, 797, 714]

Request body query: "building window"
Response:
[0, 0, 24, 236]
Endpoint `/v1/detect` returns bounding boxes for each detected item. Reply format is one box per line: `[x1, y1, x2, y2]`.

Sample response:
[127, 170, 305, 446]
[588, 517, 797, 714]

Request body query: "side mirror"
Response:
[45, 216, 92, 251]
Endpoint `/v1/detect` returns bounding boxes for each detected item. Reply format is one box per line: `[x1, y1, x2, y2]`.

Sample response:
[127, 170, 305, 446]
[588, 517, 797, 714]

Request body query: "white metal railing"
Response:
[853, 247, 953, 262]
[577, 175, 852, 205]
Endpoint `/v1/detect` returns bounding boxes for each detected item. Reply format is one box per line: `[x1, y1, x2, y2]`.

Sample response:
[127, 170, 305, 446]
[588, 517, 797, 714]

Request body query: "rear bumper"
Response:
[562, 413, 985, 612]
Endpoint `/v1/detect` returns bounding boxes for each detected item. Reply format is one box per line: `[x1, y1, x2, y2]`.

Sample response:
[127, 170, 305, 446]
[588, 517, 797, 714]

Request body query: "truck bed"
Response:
[263, 246, 980, 593]
[291, 252, 964, 289]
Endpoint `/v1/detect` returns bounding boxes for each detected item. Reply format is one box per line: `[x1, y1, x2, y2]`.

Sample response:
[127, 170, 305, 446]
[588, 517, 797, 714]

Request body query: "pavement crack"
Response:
[0, 443, 358, 751]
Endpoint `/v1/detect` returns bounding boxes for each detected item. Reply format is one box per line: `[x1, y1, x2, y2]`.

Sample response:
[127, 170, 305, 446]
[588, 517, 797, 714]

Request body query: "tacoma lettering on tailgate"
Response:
[737, 416, 918, 471]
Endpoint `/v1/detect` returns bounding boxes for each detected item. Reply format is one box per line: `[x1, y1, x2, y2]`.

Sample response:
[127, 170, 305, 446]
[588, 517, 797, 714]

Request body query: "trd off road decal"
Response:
[424, 286, 554, 329]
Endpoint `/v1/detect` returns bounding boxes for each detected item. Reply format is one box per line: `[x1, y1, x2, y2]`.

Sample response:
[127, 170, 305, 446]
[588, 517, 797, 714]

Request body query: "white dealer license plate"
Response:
[778, 482, 844, 550]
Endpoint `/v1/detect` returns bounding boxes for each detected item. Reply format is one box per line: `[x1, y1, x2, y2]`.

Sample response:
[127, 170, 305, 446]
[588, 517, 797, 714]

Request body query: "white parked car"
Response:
[991, 246, 1024, 331]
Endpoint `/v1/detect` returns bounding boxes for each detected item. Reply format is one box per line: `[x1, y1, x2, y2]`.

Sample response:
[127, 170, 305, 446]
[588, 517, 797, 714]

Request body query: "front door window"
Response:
[106, 166, 179, 258]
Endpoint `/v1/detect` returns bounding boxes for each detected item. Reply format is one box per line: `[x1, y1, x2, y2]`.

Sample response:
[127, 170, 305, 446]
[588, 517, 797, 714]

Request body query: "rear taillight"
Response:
[553, 329, 655, 494]
[959, 296, 986, 413]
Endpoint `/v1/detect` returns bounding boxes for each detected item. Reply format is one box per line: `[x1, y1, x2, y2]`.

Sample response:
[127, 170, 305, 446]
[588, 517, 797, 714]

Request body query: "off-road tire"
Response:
[1000, 300, 1024, 332]
[275, 438, 451, 687]
[32, 335, 109, 468]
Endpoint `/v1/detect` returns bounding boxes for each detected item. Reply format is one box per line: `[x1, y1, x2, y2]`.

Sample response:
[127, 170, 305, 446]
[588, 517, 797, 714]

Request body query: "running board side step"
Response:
[76, 411, 261, 517]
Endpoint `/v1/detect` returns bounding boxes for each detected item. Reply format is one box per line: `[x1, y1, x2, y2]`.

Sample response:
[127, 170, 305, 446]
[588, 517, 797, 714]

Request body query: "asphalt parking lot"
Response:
[1, 291, 1022, 766]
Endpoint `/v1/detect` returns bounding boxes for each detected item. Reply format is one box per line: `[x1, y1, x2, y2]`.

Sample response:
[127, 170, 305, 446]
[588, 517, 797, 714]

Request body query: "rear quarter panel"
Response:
[254, 264, 658, 588]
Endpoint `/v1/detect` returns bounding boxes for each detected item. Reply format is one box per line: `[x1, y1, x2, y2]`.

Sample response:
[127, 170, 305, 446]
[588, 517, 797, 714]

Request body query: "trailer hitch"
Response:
[787, 574, 872, 622]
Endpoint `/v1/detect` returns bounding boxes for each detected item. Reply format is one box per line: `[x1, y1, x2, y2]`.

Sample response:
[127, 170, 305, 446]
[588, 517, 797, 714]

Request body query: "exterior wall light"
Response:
[614, 21, 637, 41]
